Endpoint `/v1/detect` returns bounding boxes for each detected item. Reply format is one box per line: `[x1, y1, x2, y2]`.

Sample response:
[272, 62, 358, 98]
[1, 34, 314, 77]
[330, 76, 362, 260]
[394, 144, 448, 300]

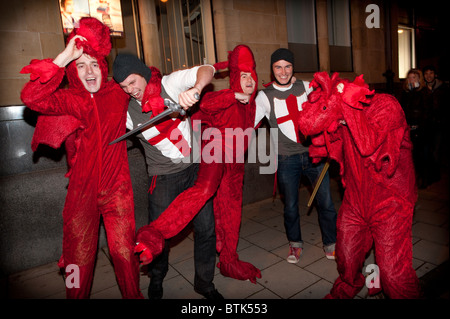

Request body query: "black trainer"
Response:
[199, 289, 224, 300]
[148, 283, 163, 300]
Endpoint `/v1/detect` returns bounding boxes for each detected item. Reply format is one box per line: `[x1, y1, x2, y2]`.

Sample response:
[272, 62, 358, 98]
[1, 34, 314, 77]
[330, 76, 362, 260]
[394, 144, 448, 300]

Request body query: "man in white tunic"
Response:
[254, 48, 337, 264]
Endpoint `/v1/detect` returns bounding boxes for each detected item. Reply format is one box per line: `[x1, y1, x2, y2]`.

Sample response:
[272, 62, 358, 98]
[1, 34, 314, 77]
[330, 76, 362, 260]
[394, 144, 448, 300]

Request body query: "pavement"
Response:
[2, 169, 448, 301]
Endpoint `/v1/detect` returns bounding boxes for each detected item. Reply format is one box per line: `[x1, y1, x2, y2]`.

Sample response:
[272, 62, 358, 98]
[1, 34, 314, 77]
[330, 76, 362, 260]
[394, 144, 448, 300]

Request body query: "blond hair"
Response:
[403, 68, 426, 91]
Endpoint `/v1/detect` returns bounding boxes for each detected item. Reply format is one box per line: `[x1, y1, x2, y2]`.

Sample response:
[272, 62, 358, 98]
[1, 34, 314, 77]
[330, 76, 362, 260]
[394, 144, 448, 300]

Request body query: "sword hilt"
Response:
[164, 99, 185, 116]
[109, 93, 201, 146]
[163, 92, 200, 116]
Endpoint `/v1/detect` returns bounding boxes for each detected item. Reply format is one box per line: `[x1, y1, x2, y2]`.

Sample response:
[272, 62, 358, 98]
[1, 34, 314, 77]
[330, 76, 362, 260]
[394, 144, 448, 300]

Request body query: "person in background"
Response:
[60, 0, 78, 33]
[422, 65, 449, 185]
[400, 68, 428, 188]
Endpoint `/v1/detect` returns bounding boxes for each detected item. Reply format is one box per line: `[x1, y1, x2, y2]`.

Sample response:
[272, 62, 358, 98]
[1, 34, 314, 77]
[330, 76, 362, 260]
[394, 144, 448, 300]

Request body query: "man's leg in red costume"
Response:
[215, 164, 261, 283]
[214, 164, 242, 261]
[326, 198, 373, 299]
[101, 183, 143, 299]
[135, 163, 224, 265]
[62, 195, 100, 299]
[372, 201, 420, 298]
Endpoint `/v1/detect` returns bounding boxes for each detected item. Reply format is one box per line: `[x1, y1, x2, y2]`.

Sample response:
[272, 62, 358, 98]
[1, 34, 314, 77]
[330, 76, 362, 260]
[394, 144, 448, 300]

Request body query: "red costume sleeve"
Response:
[193, 89, 238, 130]
[21, 59, 82, 170]
[199, 89, 236, 115]
[21, 59, 83, 117]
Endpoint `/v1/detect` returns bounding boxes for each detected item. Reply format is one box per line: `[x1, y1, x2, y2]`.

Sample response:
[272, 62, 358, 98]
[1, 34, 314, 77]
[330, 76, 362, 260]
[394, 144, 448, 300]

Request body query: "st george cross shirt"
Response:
[126, 65, 214, 176]
[255, 81, 313, 156]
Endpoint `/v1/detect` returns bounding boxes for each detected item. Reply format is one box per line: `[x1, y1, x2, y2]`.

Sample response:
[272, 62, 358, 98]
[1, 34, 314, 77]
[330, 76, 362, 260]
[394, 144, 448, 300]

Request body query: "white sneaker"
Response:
[286, 242, 303, 264]
[324, 243, 336, 260]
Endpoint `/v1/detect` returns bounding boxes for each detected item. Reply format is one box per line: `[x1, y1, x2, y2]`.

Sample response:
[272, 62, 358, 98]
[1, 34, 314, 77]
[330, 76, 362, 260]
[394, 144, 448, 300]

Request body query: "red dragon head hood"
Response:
[65, 17, 111, 91]
[214, 44, 258, 99]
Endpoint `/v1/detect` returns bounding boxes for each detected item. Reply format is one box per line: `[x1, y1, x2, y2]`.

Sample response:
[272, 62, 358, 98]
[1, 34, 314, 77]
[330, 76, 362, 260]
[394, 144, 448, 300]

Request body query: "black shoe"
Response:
[148, 284, 163, 300]
[199, 289, 224, 300]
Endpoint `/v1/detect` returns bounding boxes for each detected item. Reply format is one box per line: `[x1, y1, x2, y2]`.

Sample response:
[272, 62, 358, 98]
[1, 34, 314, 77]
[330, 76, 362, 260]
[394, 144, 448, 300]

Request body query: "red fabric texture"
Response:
[135, 224, 165, 265]
[299, 72, 420, 298]
[141, 66, 165, 115]
[20, 18, 142, 299]
[135, 45, 262, 283]
[66, 17, 112, 59]
[20, 58, 61, 83]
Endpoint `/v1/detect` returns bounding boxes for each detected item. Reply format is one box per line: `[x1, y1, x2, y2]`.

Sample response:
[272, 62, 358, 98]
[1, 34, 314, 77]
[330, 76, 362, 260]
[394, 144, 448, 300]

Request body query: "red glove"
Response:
[217, 259, 262, 284]
[134, 224, 165, 265]
[20, 59, 60, 83]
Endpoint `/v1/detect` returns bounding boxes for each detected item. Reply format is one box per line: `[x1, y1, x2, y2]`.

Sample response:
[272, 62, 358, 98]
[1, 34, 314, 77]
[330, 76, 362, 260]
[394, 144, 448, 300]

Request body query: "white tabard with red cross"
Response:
[255, 81, 312, 156]
[273, 93, 304, 143]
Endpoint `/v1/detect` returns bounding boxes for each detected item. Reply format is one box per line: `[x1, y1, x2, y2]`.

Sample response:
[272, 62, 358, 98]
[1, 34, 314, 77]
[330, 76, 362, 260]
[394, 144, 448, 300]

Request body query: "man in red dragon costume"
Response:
[298, 72, 421, 299]
[20, 17, 143, 299]
[134, 44, 262, 284]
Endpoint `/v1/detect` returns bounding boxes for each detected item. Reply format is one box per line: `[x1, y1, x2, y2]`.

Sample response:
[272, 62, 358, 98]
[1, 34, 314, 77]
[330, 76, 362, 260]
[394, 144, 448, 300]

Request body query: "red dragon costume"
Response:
[20, 18, 142, 299]
[134, 45, 262, 284]
[298, 72, 420, 298]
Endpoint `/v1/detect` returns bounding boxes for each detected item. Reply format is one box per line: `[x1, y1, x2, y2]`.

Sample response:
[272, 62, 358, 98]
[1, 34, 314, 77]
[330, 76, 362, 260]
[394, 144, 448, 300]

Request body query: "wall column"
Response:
[210, 0, 229, 63]
[137, 0, 162, 69]
[316, 0, 330, 72]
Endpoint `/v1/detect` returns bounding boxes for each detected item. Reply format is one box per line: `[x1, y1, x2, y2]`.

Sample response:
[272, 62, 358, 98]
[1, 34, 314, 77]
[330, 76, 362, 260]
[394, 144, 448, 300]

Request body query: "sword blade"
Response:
[109, 108, 174, 145]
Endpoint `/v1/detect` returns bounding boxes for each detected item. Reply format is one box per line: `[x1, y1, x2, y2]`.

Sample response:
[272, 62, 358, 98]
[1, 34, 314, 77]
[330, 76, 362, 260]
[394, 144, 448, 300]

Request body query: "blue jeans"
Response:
[277, 152, 337, 246]
[147, 163, 216, 294]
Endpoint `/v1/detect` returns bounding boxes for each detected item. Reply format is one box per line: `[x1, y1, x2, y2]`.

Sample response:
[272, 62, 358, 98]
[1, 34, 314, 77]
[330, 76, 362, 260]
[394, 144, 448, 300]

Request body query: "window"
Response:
[327, 0, 352, 72]
[286, 0, 319, 73]
[398, 26, 415, 79]
[156, 0, 211, 74]
[286, 0, 353, 73]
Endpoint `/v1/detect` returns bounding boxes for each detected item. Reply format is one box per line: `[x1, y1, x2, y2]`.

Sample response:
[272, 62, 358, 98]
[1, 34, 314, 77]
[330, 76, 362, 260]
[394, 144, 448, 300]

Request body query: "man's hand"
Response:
[235, 92, 251, 104]
[178, 87, 201, 110]
[53, 35, 87, 68]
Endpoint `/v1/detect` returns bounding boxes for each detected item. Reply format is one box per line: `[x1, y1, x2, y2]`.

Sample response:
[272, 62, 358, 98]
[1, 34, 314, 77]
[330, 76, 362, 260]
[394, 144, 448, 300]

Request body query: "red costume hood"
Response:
[65, 17, 111, 91]
[21, 17, 113, 176]
[214, 44, 258, 99]
[208, 45, 258, 131]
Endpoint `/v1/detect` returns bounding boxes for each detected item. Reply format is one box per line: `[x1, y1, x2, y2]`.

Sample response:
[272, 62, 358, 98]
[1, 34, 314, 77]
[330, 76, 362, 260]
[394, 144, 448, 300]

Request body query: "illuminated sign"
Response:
[59, 0, 124, 36]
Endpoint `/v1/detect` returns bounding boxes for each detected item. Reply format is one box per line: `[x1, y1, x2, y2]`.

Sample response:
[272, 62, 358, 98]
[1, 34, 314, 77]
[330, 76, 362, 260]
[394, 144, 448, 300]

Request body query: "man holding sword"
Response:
[132, 44, 262, 286]
[112, 54, 222, 300]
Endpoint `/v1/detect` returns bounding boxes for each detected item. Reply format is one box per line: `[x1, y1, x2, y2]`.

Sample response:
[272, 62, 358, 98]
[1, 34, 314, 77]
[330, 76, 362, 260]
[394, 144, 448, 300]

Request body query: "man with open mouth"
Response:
[20, 17, 143, 299]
